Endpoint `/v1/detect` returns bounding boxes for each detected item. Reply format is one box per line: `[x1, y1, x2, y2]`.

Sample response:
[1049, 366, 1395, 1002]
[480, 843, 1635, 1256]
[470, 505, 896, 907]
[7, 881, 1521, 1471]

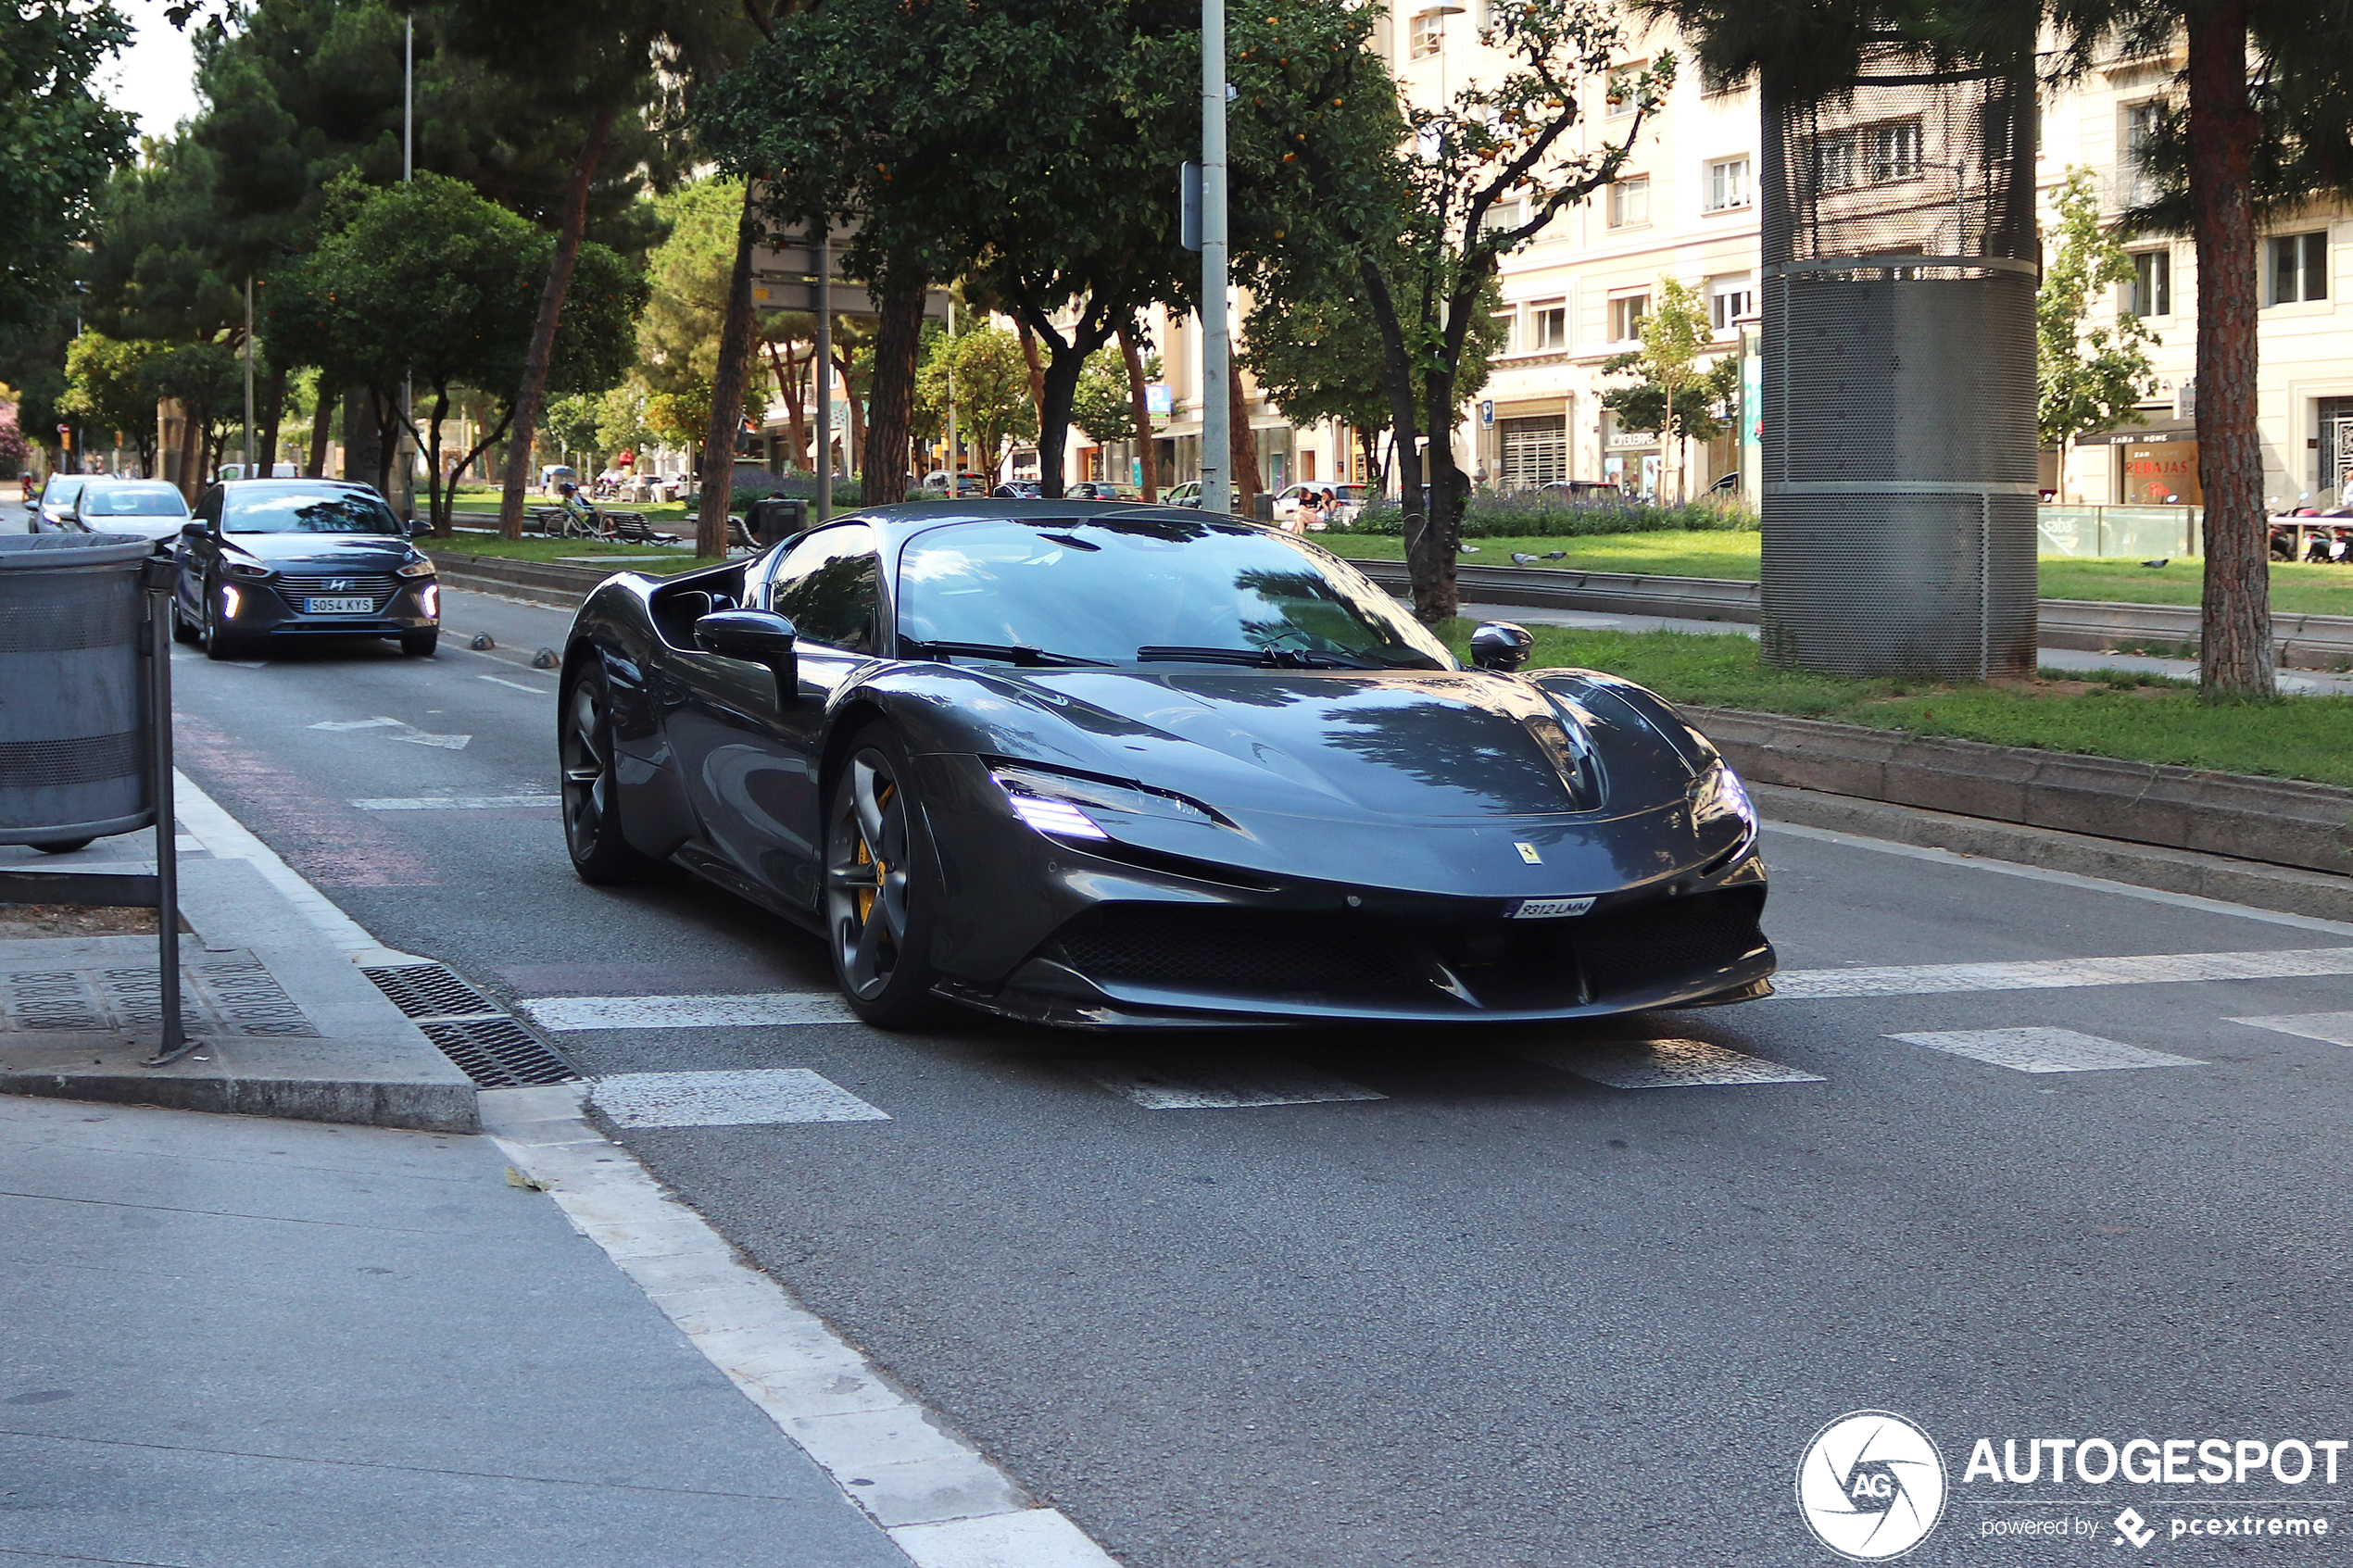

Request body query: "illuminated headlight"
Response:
[419, 583, 439, 619]
[220, 583, 241, 617]
[1006, 791, 1108, 840]
[396, 554, 434, 577]
[1688, 759, 1755, 831]
[990, 763, 1220, 833]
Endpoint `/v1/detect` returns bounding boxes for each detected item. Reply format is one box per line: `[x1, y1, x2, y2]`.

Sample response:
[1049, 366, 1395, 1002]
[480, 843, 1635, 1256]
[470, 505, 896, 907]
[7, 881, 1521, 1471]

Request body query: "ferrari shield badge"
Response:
[1515, 842, 1543, 864]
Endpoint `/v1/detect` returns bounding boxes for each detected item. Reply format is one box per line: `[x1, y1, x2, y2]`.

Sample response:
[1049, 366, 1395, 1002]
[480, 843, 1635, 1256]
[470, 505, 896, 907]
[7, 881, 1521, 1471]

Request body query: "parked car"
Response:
[922, 471, 990, 497]
[171, 479, 439, 660]
[69, 479, 191, 541]
[1271, 483, 1368, 527]
[992, 482, 1043, 499]
[1163, 481, 1202, 508]
[30, 474, 88, 532]
[557, 500, 1774, 1027]
[1067, 481, 1139, 503]
[1536, 480, 1624, 503]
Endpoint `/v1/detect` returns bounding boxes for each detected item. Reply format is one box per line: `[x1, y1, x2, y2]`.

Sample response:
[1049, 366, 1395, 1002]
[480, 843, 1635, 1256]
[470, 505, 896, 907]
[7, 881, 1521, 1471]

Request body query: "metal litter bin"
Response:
[0, 532, 186, 1058]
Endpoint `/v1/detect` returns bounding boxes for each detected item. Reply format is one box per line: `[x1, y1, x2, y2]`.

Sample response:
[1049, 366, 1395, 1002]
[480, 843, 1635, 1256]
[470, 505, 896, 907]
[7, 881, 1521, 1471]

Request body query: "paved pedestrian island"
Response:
[0, 1093, 915, 1568]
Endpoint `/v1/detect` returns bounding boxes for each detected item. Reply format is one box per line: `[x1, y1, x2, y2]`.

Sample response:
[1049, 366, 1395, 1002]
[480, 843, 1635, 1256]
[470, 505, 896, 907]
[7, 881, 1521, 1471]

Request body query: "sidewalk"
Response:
[0, 1091, 916, 1568]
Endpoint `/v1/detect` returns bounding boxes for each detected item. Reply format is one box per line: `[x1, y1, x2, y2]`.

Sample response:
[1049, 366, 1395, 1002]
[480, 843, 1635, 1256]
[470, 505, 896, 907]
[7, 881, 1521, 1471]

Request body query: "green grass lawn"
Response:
[1333, 529, 2353, 617]
[1441, 620, 2353, 788]
[422, 532, 719, 574]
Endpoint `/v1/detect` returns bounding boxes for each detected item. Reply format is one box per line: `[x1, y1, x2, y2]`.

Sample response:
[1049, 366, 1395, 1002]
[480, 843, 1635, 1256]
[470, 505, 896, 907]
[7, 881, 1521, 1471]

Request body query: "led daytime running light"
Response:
[1005, 791, 1108, 840]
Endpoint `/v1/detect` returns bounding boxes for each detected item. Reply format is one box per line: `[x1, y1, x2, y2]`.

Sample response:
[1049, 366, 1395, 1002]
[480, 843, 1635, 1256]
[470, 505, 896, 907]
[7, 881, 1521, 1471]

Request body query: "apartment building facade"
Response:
[1071, 11, 2353, 520]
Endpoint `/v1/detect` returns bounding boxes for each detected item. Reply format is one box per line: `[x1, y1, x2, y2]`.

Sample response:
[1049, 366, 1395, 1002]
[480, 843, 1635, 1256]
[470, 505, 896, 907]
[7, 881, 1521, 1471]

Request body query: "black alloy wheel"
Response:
[170, 587, 198, 645]
[559, 658, 652, 883]
[824, 724, 944, 1027]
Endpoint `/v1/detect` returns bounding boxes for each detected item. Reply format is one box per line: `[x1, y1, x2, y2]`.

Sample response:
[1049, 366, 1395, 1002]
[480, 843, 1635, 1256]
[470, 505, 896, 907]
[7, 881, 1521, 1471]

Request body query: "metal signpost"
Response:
[1199, 0, 1231, 517]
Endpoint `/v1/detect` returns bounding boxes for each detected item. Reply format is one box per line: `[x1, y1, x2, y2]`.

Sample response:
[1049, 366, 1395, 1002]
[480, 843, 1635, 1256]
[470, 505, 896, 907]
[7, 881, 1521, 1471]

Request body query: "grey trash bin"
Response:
[0, 531, 188, 1061]
[0, 533, 161, 847]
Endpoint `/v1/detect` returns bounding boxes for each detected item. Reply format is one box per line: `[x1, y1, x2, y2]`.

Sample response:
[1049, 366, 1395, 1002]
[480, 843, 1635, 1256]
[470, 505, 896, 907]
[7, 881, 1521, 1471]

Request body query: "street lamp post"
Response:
[1199, 0, 1230, 517]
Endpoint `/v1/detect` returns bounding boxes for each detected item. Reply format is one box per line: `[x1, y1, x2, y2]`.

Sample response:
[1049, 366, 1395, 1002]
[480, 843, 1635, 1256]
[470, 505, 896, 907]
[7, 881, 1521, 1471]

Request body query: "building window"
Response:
[2124, 100, 2164, 204]
[1868, 119, 1922, 182]
[2268, 232, 2328, 305]
[1408, 11, 1441, 59]
[1489, 308, 1516, 355]
[2126, 249, 2171, 317]
[1529, 299, 1568, 351]
[1609, 294, 1649, 343]
[1608, 176, 1650, 230]
[1709, 276, 1755, 333]
[1704, 157, 1750, 212]
[1811, 134, 1856, 193]
[1498, 416, 1567, 490]
[1605, 61, 1644, 118]
[1480, 199, 1524, 234]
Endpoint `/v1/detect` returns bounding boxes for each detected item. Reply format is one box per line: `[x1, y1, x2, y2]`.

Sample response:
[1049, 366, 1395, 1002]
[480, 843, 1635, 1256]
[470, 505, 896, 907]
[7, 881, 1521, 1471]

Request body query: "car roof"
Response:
[217, 477, 380, 493]
[826, 499, 1252, 545]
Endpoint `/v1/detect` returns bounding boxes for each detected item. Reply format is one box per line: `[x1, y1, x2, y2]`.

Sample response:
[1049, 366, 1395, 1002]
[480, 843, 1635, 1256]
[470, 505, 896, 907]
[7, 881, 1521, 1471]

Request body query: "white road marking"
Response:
[1761, 820, 2353, 939]
[352, 795, 560, 811]
[307, 713, 471, 749]
[478, 674, 553, 695]
[1062, 1056, 1385, 1110]
[480, 1085, 1114, 1561]
[519, 991, 862, 1031]
[1523, 1037, 1825, 1089]
[1774, 947, 2353, 1000]
[591, 1069, 889, 1128]
[1886, 1026, 2204, 1073]
[2230, 1012, 2353, 1048]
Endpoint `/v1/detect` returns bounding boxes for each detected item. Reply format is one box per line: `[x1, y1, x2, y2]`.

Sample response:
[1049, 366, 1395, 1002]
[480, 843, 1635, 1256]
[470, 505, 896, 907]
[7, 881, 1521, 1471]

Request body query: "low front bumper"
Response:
[221, 578, 437, 638]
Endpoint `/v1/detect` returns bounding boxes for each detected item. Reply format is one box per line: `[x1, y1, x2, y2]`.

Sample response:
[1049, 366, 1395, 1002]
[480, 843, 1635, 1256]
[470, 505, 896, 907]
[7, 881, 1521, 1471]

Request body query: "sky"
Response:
[98, 0, 208, 144]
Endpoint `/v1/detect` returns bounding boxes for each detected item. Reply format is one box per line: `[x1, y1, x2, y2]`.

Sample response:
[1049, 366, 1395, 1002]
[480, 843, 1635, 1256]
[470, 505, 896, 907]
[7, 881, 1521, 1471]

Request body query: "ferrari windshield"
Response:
[896, 514, 1454, 669]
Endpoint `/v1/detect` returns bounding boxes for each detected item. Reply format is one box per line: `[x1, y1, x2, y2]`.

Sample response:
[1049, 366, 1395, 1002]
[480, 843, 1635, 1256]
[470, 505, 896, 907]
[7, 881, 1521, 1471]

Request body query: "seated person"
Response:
[556, 482, 607, 535]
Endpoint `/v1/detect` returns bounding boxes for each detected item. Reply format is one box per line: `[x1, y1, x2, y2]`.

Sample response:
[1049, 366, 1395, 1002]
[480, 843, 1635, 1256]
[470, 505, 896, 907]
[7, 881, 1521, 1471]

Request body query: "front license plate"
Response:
[1512, 897, 1596, 920]
[304, 596, 376, 614]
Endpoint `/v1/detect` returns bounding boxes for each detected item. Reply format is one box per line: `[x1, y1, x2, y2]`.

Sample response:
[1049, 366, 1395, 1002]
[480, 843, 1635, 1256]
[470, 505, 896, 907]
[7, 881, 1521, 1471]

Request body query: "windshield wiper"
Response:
[900, 638, 1111, 668]
[1137, 644, 1387, 670]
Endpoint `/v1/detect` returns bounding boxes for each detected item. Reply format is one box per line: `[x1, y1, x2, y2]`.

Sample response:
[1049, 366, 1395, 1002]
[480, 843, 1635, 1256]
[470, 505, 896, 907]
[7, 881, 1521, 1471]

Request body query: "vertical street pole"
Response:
[400, 15, 415, 515]
[243, 276, 255, 476]
[816, 232, 833, 525]
[1200, 0, 1231, 517]
[944, 296, 958, 491]
[141, 558, 186, 1067]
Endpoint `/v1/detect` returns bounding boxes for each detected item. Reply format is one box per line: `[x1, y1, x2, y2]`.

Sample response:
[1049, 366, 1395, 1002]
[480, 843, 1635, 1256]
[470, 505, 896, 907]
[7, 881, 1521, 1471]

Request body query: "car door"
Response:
[666, 522, 885, 906]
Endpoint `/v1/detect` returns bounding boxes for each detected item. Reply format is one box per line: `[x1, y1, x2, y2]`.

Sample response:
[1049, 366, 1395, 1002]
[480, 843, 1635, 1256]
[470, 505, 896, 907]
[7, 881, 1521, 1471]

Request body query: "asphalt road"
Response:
[160, 581, 2353, 1567]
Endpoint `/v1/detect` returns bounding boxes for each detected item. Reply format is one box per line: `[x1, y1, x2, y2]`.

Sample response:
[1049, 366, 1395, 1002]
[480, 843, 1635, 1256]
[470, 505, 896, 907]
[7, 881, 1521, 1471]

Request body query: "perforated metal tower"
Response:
[1758, 49, 2040, 678]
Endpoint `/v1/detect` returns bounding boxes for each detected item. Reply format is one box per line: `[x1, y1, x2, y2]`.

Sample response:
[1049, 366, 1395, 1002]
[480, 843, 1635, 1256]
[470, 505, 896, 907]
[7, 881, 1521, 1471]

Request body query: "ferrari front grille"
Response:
[1051, 905, 1399, 992]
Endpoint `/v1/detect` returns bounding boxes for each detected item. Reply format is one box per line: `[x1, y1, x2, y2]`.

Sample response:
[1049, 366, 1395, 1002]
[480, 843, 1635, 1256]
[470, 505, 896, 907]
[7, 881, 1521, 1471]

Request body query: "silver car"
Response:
[70, 479, 191, 542]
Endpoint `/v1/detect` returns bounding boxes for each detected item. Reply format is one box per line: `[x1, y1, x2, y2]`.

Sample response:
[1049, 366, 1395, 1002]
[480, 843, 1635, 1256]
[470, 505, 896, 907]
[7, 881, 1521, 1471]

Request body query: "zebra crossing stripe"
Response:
[1886, 1027, 2203, 1073]
[2229, 1012, 2353, 1048]
[1062, 1056, 1385, 1110]
[1523, 1038, 1824, 1089]
[590, 1069, 889, 1128]
[1775, 947, 2353, 1000]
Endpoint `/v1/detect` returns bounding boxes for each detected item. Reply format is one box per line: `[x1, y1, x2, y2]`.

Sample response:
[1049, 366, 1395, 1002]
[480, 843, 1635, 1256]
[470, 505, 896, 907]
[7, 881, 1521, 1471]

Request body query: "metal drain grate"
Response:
[365, 962, 579, 1087]
[420, 1018, 579, 1087]
[0, 959, 317, 1038]
[364, 963, 504, 1021]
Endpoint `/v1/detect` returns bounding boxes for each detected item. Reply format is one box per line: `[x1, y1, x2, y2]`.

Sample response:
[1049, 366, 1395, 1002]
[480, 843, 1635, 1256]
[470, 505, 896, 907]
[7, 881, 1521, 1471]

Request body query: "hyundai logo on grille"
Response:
[324, 579, 355, 592]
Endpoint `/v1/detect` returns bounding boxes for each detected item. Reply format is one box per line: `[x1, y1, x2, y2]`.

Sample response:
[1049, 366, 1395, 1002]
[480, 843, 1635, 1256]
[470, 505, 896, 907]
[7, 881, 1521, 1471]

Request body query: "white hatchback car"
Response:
[70, 478, 192, 542]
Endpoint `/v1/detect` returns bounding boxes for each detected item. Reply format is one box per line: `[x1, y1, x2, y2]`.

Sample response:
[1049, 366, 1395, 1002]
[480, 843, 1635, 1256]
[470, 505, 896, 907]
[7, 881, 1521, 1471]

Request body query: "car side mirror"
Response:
[695, 608, 799, 700]
[1468, 621, 1534, 672]
[179, 520, 208, 541]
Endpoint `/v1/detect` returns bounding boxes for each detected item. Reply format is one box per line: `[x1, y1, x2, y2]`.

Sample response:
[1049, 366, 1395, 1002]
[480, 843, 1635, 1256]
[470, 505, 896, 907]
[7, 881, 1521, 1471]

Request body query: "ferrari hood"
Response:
[1005, 667, 1696, 822]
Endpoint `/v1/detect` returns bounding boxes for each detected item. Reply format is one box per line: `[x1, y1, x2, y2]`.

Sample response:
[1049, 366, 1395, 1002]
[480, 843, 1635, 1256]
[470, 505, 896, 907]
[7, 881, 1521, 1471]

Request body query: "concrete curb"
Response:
[1689, 706, 2353, 878]
[434, 551, 619, 609]
[1342, 557, 2353, 670]
[1752, 783, 2353, 926]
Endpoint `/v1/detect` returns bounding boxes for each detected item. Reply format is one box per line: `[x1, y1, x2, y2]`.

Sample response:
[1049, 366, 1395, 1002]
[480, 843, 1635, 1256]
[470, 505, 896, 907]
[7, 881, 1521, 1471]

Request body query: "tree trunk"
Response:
[835, 345, 865, 480]
[497, 102, 616, 541]
[1119, 324, 1157, 502]
[1227, 359, 1260, 513]
[257, 363, 287, 480]
[175, 400, 204, 504]
[766, 340, 810, 469]
[305, 388, 333, 477]
[862, 278, 924, 505]
[1014, 319, 1048, 440]
[1359, 257, 1447, 619]
[1036, 340, 1089, 499]
[2186, 0, 2272, 699]
[696, 184, 761, 558]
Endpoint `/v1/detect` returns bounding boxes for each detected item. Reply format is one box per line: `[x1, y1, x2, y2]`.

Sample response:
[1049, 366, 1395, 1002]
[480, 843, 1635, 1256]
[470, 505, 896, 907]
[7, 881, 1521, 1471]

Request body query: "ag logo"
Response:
[1795, 1410, 1947, 1561]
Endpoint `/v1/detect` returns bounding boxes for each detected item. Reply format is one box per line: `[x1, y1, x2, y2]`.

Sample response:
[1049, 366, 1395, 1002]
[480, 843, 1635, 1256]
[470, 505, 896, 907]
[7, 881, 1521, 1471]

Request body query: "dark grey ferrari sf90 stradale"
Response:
[558, 503, 1775, 1027]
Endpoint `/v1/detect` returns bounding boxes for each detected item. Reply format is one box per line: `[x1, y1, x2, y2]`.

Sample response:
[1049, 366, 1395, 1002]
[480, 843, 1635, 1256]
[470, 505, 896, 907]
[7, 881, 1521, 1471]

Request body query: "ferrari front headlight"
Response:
[989, 762, 1223, 835]
[1688, 759, 1755, 831]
